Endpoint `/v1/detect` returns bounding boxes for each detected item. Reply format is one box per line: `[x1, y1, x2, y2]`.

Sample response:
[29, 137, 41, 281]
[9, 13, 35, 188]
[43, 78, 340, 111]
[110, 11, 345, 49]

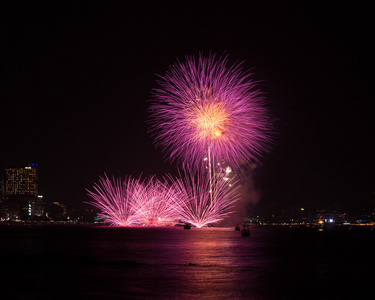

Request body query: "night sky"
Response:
[2, 1, 374, 212]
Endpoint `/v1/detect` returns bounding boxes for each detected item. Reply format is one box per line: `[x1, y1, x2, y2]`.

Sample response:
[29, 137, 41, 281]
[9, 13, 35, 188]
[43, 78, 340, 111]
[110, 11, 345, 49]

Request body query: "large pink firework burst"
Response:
[149, 53, 272, 172]
[87, 175, 180, 227]
[131, 176, 180, 226]
[86, 174, 139, 226]
[171, 169, 241, 228]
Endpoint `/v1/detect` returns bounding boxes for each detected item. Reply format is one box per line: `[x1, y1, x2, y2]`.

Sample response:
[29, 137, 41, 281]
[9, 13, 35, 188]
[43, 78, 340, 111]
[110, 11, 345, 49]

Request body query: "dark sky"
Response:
[2, 1, 374, 212]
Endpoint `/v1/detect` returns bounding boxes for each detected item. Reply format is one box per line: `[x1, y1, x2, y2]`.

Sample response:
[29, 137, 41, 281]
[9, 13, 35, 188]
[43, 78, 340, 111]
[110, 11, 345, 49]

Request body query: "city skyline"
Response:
[1, 1, 374, 212]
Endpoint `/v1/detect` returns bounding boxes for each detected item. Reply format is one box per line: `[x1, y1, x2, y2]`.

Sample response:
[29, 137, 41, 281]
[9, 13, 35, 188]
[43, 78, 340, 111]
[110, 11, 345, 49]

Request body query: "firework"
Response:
[171, 169, 241, 228]
[132, 176, 180, 226]
[149, 53, 272, 172]
[86, 174, 139, 226]
[87, 175, 180, 227]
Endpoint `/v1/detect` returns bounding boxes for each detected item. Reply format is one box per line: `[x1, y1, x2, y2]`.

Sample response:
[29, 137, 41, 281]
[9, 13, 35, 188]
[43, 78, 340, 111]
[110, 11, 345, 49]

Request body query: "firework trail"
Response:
[132, 176, 180, 226]
[149, 53, 272, 172]
[87, 175, 181, 227]
[86, 174, 139, 226]
[171, 169, 241, 228]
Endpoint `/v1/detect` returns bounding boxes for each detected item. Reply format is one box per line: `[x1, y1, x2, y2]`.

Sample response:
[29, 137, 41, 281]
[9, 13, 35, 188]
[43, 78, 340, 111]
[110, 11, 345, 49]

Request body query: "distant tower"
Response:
[5, 164, 38, 196]
[0, 172, 5, 218]
[2, 163, 43, 219]
[0, 172, 4, 196]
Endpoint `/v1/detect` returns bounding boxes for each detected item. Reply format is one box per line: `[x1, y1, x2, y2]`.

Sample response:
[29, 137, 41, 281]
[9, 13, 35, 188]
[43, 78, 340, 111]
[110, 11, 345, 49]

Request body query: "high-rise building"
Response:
[5, 164, 38, 196]
[1, 163, 44, 219]
[0, 173, 4, 196]
[0, 172, 5, 219]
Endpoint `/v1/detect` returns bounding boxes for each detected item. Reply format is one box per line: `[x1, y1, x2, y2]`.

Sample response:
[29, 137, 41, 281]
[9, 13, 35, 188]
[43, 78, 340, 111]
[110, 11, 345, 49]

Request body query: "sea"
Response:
[1, 224, 374, 299]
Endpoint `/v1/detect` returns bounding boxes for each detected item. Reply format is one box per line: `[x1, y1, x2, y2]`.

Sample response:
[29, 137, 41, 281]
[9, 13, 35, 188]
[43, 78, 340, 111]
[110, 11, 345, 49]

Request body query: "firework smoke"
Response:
[149, 53, 272, 172]
[219, 168, 260, 226]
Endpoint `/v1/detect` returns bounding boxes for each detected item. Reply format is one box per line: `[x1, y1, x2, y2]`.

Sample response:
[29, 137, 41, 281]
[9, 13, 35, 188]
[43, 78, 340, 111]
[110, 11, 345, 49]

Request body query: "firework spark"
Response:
[87, 175, 180, 227]
[132, 176, 180, 226]
[171, 169, 241, 228]
[86, 174, 139, 226]
[149, 53, 272, 172]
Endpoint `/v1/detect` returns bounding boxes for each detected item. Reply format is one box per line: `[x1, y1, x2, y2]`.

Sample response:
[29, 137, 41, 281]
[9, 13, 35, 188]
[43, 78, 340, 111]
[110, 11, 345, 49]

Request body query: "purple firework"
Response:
[86, 174, 139, 226]
[171, 169, 241, 228]
[131, 176, 180, 226]
[149, 53, 272, 172]
[87, 175, 180, 227]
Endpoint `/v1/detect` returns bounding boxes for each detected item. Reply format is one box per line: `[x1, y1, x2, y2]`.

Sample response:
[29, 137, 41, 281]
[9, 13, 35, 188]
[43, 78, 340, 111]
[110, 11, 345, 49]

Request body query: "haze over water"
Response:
[1, 225, 373, 299]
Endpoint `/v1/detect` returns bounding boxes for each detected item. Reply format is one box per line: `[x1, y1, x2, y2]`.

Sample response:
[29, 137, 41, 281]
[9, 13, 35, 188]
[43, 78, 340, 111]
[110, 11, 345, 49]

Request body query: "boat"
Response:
[183, 223, 191, 230]
[241, 225, 250, 237]
[235, 224, 240, 231]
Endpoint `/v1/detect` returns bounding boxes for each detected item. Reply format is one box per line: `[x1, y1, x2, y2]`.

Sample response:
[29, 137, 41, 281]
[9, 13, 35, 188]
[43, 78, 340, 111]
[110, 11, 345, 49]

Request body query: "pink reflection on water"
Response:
[166, 227, 267, 299]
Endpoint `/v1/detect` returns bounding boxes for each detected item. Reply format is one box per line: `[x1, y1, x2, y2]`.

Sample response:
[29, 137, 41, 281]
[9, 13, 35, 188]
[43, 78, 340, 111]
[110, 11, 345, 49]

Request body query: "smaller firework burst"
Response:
[131, 176, 180, 226]
[87, 175, 181, 227]
[171, 168, 241, 228]
[86, 174, 139, 226]
[87, 171, 240, 228]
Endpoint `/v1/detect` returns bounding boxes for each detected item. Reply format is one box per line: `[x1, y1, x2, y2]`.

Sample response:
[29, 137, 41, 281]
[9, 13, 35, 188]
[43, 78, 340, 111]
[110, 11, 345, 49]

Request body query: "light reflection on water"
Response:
[85, 226, 269, 299]
[1, 225, 374, 299]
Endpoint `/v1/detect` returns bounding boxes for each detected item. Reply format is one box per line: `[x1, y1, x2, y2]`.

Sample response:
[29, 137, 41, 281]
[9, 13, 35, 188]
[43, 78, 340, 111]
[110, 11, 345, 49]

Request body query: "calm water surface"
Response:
[1, 225, 374, 299]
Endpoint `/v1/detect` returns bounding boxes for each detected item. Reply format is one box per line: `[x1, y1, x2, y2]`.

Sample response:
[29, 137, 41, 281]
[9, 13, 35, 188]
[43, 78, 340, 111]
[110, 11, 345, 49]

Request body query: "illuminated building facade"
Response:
[5, 164, 38, 196]
[0, 173, 5, 218]
[0, 173, 4, 196]
[0, 163, 44, 219]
